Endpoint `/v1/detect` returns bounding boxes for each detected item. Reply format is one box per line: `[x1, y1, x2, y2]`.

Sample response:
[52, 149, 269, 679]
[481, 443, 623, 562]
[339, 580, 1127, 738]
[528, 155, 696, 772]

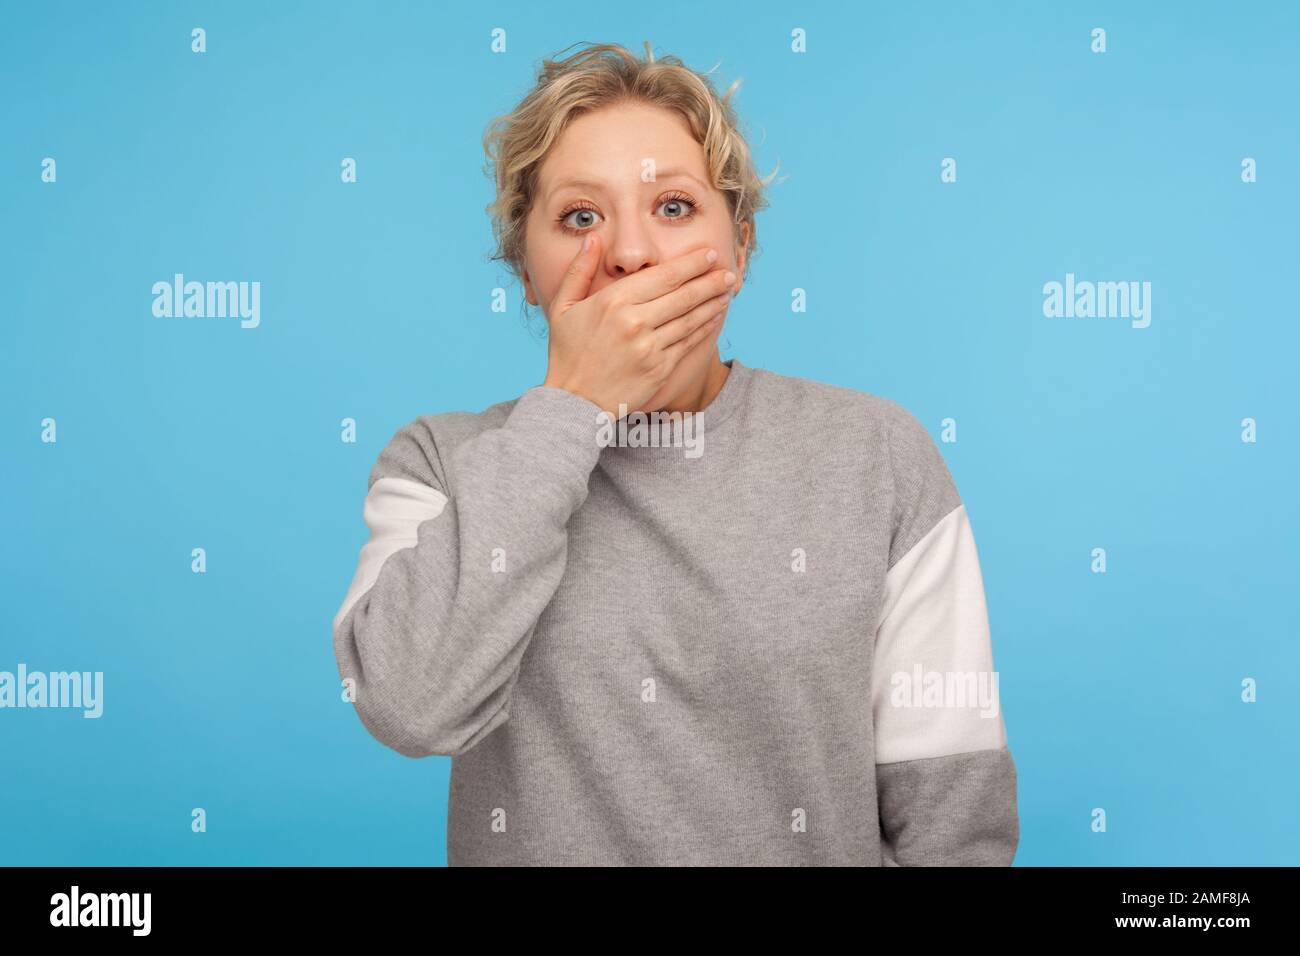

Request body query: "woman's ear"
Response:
[521, 266, 539, 307]
[732, 222, 752, 292]
[733, 226, 754, 278]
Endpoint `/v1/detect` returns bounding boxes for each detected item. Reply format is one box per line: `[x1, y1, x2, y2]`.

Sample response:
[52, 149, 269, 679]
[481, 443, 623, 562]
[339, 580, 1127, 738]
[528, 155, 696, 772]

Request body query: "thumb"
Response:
[549, 234, 601, 318]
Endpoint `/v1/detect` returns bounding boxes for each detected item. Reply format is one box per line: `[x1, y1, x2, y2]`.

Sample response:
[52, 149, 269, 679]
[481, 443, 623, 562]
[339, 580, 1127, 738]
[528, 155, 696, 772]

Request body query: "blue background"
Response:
[2, 0, 1296, 865]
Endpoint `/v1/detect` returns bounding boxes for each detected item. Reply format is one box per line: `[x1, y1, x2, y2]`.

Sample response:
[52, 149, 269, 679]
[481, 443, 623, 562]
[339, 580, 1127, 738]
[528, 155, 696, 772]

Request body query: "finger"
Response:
[549, 233, 602, 317]
[660, 302, 727, 368]
[665, 303, 728, 374]
[644, 266, 735, 330]
[616, 245, 719, 307]
[654, 288, 731, 350]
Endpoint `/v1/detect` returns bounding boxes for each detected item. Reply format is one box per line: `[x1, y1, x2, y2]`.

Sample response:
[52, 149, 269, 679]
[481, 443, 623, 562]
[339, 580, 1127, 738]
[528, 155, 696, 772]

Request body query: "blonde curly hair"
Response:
[482, 40, 776, 308]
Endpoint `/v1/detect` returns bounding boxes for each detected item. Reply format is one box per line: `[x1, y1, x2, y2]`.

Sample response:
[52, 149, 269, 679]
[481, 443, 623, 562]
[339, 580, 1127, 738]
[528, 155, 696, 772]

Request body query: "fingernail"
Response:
[724, 271, 735, 285]
[583, 235, 594, 251]
[706, 249, 718, 263]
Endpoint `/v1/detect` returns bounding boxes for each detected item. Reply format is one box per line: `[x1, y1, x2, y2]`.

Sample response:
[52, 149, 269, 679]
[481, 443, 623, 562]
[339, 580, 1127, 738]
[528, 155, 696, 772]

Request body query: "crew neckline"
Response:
[605, 356, 753, 451]
[690, 356, 750, 432]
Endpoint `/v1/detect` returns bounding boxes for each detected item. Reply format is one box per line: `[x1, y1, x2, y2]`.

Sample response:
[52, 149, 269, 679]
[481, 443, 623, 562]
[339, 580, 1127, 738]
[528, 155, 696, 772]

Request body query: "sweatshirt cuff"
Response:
[504, 385, 606, 476]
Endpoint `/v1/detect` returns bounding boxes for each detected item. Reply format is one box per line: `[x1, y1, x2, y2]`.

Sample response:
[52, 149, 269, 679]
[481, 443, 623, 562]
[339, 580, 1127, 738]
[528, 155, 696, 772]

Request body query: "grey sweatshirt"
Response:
[332, 357, 1019, 866]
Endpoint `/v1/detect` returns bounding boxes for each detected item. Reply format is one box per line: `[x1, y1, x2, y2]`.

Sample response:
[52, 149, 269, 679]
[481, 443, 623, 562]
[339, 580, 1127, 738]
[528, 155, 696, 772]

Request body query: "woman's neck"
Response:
[659, 354, 730, 415]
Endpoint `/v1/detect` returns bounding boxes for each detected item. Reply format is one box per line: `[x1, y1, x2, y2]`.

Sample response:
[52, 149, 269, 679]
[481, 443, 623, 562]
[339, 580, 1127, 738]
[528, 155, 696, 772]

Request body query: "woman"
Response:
[333, 41, 1018, 866]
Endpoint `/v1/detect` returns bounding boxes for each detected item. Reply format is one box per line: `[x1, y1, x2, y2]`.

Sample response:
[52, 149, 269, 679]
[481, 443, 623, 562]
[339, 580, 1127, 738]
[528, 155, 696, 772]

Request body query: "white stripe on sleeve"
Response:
[332, 476, 449, 635]
[872, 503, 1008, 765]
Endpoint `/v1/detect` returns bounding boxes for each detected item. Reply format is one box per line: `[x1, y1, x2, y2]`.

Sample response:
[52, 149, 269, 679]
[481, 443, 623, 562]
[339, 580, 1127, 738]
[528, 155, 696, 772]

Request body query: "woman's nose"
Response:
[605, 218, 659, 276]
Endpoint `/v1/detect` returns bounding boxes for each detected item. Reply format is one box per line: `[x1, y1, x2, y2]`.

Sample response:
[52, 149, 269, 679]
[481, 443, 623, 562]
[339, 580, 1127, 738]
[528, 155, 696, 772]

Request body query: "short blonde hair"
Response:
[482, 40, 775, 301]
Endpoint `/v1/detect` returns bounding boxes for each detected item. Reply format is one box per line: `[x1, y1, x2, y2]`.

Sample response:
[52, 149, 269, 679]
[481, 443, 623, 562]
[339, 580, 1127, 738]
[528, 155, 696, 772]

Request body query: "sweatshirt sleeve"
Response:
[332, 385, 604, 759]
[872, 405, 1020, 866]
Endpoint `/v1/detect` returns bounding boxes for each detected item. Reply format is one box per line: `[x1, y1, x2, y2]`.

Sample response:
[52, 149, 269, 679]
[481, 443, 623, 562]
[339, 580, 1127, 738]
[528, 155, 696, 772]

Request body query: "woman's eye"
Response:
[658, 196, 697, 220]
[558, 195, 699, 234]
[561, 207, 601, 231]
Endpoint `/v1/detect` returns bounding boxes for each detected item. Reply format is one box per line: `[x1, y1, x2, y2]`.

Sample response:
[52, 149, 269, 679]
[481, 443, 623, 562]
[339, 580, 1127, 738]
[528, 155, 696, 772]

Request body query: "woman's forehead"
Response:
[539, 106, 706, 182]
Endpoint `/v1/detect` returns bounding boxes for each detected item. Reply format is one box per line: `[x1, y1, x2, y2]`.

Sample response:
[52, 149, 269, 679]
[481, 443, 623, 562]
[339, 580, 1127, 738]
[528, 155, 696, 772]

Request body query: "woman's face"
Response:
[521, 101, 749, 409]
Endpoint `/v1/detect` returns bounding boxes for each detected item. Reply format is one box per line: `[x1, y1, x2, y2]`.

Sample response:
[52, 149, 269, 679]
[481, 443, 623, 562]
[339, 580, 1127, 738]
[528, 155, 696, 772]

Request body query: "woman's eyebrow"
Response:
[651, 168, 709, 191]
[546, 169, 708, 202]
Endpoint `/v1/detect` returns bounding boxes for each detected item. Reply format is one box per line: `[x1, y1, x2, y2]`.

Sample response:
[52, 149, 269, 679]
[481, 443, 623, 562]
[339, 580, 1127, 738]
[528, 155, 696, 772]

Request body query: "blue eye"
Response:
[658, 195, 698, 219]
[561, 206, 601, 231]
[555, 192, 702, 236]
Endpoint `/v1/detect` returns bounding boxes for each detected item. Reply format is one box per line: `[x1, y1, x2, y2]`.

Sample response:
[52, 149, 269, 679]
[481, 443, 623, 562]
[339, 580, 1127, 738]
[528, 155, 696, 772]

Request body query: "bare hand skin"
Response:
[542, 231, 736, 420]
